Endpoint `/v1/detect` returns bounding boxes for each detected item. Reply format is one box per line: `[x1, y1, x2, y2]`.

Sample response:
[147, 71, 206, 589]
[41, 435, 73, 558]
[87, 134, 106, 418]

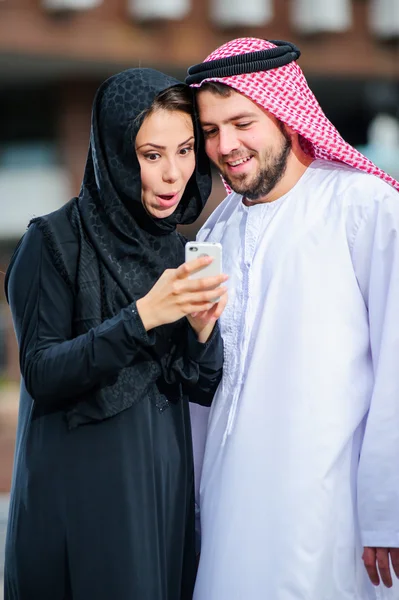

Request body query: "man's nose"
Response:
[218, 128, 240, 156]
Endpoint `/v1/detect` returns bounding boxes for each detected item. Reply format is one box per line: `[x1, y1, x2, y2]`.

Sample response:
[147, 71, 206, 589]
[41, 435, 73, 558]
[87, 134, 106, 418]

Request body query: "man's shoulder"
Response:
[198, 192, 240, 241]
[312, 160, 398, 210]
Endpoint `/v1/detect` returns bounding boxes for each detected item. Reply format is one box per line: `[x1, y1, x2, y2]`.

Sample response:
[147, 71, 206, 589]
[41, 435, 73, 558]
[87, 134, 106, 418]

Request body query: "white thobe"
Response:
[191, 160, 399, 600]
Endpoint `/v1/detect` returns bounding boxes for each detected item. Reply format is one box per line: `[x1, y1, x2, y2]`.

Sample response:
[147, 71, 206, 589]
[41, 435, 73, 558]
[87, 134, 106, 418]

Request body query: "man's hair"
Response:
[196, 81, 234, 97]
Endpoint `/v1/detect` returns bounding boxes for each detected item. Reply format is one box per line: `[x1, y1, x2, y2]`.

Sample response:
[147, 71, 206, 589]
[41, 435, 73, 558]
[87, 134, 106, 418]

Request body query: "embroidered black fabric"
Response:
[185, 40, 301, 84]
[27, 68, 212, 426]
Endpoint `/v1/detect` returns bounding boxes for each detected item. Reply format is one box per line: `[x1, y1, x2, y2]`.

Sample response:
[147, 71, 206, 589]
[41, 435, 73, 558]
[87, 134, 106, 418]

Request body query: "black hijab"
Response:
[26, 68, 212, 427]
[79, 67, 212, 303]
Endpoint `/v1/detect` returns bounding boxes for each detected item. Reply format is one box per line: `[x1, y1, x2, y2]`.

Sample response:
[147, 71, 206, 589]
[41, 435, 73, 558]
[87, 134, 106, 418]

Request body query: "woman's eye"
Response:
[179, 146, 194, 156]
[236, 122, 252, 129]
[145, 153, 160, 161]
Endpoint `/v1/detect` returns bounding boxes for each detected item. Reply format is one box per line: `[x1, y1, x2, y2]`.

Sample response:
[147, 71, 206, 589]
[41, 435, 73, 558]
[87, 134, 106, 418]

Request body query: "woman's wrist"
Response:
[136, 297, 158, 331]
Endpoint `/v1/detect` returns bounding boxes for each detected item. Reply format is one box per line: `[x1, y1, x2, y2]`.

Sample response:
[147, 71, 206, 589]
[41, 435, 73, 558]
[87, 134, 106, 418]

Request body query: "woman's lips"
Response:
[156, 193, 180, 208]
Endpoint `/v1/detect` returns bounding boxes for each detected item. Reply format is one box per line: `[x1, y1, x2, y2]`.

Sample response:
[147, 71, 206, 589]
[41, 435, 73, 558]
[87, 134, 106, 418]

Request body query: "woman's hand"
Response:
[187, 290, 228, 343]
[136, 256, 228, 331]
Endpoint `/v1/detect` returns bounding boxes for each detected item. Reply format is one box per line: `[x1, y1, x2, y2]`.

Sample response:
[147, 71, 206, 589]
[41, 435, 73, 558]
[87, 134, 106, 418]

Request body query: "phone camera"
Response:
[190, 246, 198, 252]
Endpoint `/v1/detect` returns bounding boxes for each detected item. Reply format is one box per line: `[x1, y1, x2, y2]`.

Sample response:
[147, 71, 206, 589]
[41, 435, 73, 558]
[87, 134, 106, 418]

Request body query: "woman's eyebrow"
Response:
[136, 142, 165, 150]
[178, 136, 195, 147]
[137, 136, 194, 151]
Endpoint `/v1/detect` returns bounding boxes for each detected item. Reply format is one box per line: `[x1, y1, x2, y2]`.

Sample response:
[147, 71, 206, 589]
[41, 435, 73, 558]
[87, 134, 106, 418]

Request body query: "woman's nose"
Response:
[162, 160, 179, 183]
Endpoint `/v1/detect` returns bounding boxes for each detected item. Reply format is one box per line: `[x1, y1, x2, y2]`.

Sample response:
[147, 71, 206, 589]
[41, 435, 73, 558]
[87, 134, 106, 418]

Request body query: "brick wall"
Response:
[0, 0, 398, 77]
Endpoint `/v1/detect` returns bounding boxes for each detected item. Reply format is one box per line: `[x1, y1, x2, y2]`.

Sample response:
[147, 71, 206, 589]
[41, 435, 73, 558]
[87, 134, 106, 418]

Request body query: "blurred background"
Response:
[0, 0, 398, 593]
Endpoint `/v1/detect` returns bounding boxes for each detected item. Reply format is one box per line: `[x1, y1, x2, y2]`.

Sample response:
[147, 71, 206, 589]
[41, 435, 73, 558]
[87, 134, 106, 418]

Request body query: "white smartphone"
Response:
[185, 242, 223, 279]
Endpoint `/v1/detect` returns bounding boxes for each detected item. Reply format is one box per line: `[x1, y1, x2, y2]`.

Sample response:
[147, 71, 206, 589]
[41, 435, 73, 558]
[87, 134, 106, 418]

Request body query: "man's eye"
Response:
[203, 129, 217, 138]
[236, 122, 252, 129]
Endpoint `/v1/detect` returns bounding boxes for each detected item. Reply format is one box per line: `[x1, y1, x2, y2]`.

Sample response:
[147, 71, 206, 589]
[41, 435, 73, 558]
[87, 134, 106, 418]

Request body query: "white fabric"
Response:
[191, 160, 399, 600]
[292, 0, 352, 33]
[211, 0, 272, 27]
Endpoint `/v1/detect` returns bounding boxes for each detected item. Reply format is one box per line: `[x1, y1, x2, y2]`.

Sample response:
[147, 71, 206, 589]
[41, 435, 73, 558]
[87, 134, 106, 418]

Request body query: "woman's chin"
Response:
[146, 205, 179, 220]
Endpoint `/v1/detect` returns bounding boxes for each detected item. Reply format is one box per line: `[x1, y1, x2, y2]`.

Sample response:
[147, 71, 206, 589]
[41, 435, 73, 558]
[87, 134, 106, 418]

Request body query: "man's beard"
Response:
[222, 134, 292, 201]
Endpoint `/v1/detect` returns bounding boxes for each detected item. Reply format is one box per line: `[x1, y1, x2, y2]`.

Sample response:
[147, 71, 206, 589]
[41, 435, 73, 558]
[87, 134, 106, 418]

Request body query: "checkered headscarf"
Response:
[188, 37, 399, 193]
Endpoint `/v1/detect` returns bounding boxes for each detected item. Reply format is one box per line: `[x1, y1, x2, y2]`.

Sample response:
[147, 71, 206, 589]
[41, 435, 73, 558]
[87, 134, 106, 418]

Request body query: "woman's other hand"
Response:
[136, 256, 228, 332]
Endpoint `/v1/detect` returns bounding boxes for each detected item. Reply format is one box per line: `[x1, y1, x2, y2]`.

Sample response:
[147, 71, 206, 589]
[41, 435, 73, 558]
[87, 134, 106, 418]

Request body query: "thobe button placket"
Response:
[226, 208, 260, 432]
[226, 204, 277, 436]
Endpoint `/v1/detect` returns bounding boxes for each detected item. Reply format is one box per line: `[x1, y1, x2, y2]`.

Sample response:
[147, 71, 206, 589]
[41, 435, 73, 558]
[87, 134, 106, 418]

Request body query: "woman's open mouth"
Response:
[156, 192, 180, 208]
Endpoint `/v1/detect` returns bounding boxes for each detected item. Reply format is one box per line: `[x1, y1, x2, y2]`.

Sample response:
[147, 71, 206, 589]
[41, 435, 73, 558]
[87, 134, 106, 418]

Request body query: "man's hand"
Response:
[363, 547, 399, 587]
[187, 291, 228, 343]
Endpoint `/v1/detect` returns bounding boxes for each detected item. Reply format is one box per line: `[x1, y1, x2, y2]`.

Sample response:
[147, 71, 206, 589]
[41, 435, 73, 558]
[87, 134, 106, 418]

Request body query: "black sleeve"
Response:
[7, 224, 156, 406]
[174, 231, 224, 406]
[183, 322, 224, 407]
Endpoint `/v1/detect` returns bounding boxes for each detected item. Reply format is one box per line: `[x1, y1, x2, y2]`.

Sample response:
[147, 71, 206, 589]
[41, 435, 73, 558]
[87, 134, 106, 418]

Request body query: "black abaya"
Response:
[4, 223, 222, 600]
[4, 68, 221, 600]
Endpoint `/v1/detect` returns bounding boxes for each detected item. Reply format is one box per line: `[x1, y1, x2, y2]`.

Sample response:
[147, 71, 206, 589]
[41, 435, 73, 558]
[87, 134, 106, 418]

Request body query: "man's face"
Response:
[197, 88, 292, 201]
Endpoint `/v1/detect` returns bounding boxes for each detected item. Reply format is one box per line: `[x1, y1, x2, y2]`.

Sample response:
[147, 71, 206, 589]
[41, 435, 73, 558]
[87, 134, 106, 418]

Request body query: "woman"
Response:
[4, 68, 227, 600]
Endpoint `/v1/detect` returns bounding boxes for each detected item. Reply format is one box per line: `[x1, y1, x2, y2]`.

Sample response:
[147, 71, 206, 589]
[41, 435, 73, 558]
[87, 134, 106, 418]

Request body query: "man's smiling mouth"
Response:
[226, 156, 253, 167]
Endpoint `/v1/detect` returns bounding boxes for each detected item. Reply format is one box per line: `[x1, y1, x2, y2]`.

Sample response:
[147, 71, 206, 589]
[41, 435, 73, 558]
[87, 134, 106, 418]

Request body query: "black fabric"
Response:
[28, 68, 212, 427]
[185, 40, 301, 84]
[4, 68, 221, 600]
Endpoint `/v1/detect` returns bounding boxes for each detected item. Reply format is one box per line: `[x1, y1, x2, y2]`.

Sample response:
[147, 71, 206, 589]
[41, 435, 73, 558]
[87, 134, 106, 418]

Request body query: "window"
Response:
[292, 0, 352, 33]
[43, 0, 101, 11]
[211, 0, 272, 27]
[369, 0, 399, 38]
[129, 0, 190, 20]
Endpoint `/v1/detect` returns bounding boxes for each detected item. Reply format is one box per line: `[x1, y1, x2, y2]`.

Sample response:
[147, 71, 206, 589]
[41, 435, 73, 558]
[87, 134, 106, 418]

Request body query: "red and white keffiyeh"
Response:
[191, 37, 399, 193]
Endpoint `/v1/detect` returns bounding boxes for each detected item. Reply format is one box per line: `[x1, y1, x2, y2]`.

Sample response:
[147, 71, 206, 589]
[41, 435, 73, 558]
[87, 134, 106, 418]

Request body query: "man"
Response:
[186, 38, 399, 600]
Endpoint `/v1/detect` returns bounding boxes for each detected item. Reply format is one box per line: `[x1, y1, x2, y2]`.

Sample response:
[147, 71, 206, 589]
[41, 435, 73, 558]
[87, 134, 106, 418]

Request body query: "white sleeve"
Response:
[351, 185, 399, 548]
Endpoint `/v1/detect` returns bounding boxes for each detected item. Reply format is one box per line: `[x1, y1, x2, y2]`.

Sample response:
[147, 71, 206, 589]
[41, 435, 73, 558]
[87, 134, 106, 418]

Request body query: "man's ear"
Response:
[284, 124, 297, 137]
[284, 124, 303, 150]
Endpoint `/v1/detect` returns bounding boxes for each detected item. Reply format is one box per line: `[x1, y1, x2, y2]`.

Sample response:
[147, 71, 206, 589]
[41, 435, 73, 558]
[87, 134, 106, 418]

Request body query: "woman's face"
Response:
[135, 109, 196, 219]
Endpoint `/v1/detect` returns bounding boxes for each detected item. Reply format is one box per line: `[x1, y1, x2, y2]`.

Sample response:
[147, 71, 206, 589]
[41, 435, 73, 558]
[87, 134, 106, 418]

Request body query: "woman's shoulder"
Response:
[5, 222, 42, 297]
[29, 197, 78, 243]
[5, 199, 79, 302]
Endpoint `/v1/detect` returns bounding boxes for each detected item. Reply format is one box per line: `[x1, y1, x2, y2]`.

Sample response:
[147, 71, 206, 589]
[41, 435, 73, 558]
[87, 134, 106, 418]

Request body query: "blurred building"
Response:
[0, 0, 398, 383]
